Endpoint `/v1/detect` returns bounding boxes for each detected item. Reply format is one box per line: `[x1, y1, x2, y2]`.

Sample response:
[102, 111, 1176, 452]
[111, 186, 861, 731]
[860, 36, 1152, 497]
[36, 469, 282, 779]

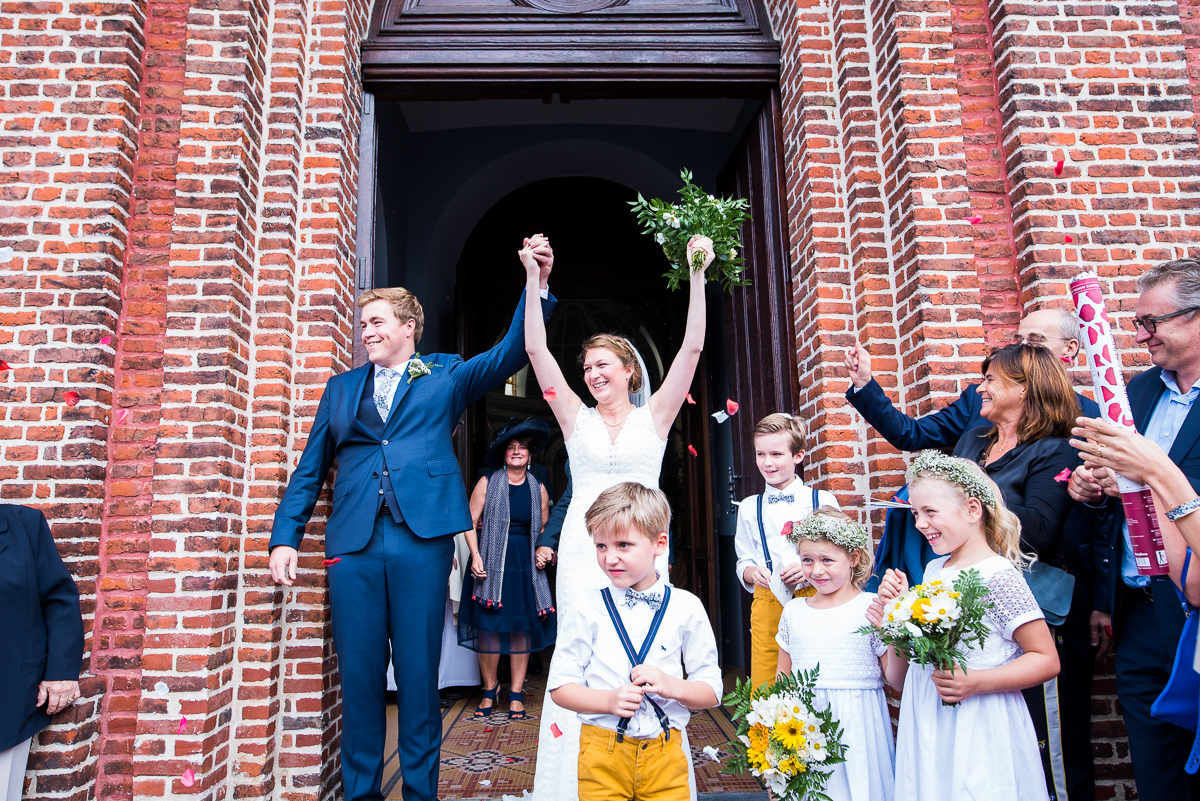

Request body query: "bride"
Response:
[520, 232, 715, 799]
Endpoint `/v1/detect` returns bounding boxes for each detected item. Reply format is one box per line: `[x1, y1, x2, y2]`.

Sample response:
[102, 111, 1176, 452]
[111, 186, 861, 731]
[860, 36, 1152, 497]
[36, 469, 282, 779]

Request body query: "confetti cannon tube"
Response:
[1071, 272, 1168, 575]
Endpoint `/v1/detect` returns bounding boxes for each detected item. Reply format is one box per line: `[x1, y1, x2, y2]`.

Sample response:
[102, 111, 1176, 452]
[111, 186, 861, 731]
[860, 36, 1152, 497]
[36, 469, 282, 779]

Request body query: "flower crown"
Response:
[784, 512, 870, 553]
[907, 450, 998, 510]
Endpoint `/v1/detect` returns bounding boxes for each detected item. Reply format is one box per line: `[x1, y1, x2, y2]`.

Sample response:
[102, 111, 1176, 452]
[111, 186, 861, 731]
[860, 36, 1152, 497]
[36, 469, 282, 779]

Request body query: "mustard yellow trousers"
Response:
[577, 723, 689, 801]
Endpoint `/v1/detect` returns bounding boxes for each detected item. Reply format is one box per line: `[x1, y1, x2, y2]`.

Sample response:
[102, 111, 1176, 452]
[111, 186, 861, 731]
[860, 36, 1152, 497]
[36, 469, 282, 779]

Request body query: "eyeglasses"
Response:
[1132, 306, 1200, 334]
[1008, 334, 1062, 347]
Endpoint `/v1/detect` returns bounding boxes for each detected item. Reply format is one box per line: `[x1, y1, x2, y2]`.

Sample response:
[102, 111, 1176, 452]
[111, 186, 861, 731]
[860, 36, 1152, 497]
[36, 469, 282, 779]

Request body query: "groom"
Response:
[269, 238, 555, 801]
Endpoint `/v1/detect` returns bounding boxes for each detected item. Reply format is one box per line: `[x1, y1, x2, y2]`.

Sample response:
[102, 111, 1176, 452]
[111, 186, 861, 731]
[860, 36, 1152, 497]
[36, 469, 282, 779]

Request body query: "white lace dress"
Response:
[534, 404, 693, 798]
[775, 592, 895, 801]
[894, 555, 1048, 801]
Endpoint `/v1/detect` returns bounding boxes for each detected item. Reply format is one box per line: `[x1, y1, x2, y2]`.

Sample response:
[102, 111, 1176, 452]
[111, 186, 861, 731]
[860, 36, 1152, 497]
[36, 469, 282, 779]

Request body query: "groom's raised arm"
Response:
[456, 288, 556, 407]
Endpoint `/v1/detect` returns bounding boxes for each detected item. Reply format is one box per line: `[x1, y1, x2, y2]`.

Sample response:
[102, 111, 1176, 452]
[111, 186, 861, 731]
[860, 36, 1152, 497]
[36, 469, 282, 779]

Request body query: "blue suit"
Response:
[1087, 367, 1200, 801]
[270, 290, 555, 801]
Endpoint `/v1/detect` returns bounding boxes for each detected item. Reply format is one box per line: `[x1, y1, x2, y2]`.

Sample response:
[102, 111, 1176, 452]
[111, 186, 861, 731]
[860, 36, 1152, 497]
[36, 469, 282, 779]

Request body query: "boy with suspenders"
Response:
[548, 482, 723, 801]
[733, 413, 841, 689]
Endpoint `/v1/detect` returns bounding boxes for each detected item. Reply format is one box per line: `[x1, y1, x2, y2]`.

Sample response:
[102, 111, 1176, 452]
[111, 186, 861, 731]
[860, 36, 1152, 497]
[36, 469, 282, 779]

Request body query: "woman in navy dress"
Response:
[459, 418, 555, 719]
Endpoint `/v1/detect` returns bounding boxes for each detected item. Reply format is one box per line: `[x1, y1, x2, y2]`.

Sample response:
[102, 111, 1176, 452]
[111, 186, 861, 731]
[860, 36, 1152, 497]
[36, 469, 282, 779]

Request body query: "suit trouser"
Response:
[1056, 597, 1096, 801]
[1115, 580, 1200, 801]
[328, 515, 453, 801]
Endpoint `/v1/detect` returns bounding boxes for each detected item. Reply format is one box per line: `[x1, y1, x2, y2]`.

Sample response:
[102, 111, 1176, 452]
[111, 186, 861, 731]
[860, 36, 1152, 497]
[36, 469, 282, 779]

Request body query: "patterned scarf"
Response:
[473, 470, 554, 618]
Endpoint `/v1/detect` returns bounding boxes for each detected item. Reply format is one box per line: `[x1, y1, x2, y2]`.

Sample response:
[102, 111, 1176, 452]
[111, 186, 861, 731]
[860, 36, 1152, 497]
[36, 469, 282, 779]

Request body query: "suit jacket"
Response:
[270, 290, 556, 555]
[1092, 366, 1200, 616]
[0, 505, 84, 751]
[538, 459, 571, 551]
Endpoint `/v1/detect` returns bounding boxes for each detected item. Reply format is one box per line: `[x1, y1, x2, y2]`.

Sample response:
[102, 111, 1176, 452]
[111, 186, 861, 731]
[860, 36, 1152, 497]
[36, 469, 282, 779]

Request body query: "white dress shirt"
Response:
[733, 481, 840, 593]
[372, 362, 405, 418]
[547, 576, 724, 738]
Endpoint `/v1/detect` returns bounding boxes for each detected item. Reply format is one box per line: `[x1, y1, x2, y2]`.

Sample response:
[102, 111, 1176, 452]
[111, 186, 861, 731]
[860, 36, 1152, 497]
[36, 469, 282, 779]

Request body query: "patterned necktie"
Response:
[373, 367, 399, 422]
[624, 588, 663, 611]
[768, 493, 794, 504]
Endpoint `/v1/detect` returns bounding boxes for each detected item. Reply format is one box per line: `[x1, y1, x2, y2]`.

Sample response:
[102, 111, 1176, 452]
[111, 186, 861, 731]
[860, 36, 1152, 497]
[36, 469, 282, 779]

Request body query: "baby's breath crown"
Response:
[786, 512, 870, 552]
[908, 450, 998, 509]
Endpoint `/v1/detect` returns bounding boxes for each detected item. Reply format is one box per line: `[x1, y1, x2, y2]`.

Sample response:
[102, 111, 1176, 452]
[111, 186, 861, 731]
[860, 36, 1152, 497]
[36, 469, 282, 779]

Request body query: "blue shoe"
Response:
[508, 690, 527, 720]
[473, 685, 499, 718]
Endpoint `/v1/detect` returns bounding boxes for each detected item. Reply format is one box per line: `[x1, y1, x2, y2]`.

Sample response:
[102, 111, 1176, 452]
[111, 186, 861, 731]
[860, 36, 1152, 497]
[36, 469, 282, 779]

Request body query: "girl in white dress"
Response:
[775, 508, 904, 801]
[870, 452, 1060, 801]
[519, 232, 715, 799]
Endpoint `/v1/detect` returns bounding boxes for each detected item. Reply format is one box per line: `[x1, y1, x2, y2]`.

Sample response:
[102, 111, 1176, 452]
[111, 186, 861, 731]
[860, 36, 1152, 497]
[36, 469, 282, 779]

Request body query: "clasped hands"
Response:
[519, 233, 716, 283]
[743, 564, 807, 591]
[607, 664, 679, 718]
[470, 546, 555, 578]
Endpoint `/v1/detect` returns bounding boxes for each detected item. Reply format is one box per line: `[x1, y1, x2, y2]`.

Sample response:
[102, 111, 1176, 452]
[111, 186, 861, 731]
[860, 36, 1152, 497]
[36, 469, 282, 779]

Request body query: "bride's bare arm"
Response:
[650, 235, 714, 439]
[523, 238, 582, 439]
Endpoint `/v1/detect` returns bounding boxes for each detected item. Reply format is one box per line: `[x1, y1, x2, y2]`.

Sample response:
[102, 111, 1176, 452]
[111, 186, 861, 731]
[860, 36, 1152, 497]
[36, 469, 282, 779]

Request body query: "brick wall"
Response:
[1, 1, 1197, 800]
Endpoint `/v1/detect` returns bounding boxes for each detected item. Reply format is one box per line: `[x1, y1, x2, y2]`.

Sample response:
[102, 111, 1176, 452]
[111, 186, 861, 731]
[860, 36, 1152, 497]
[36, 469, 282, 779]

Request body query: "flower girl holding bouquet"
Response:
[774, 508, 906, 801]
[869, 452, 1060, 800]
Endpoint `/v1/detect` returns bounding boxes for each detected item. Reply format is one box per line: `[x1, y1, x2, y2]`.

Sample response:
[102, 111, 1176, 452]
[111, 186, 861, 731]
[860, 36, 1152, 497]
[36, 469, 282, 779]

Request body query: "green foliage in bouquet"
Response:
[856, 568, 994, 675]
[721, 666, 847, 801]
[628, 168, 752, 293]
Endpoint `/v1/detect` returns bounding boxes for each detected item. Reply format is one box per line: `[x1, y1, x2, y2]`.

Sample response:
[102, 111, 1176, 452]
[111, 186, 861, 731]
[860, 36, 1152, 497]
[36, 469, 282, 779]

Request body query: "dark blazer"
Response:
[538, 459, 571, 551]
[270, 290, 556, 555]
[1092, 367, 1200, 617]
[0, 505, 84, 751]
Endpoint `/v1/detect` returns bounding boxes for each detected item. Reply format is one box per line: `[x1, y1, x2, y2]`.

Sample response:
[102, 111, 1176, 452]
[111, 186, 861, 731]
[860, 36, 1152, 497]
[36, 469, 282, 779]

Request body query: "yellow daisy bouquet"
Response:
[856, 568, 993, 705]
[721, 667, 847, 801]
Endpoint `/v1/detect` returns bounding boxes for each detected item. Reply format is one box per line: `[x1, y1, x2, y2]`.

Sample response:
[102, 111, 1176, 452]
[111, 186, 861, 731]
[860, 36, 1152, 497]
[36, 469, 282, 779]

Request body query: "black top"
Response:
[952, 427, 1082, 562]
[507, 479, 532, 537]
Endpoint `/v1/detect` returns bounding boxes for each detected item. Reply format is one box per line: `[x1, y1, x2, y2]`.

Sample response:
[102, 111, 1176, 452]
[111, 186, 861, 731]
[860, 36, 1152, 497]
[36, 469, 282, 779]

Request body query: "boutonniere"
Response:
[407, 353, 441, 384]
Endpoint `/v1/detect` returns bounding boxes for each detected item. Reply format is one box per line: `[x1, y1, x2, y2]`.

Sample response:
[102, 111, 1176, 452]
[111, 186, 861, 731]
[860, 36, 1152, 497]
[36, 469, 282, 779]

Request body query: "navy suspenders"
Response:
[756, 486, 821, 572]
[600, 586, 673, 741]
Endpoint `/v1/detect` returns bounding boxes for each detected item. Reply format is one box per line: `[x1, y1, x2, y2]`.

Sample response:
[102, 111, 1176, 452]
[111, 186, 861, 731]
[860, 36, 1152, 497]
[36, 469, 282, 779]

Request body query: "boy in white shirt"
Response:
[548, 482, 723, 801]
[733, 413, 839, 689]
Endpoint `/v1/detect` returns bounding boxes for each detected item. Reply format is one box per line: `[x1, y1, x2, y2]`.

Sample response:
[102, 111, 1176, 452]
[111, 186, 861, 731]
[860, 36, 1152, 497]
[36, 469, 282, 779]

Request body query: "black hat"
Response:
[484, 418, 552, 469]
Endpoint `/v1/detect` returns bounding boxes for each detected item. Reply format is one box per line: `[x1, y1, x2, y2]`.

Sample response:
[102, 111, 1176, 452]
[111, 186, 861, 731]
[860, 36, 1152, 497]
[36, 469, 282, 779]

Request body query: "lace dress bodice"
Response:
[776, 592, 886, 690]
[923, 555, 1043, 670]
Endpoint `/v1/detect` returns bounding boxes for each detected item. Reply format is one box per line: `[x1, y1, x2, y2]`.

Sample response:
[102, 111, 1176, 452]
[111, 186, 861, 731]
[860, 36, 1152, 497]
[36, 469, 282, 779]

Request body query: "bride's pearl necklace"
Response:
[598, 406, 634, 427]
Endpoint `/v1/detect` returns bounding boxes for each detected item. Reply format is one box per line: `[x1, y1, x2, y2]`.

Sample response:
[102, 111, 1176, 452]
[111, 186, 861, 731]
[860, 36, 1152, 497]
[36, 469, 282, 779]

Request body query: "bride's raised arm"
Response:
[522, 236, 583, 440]
[649, 235, 715, 440]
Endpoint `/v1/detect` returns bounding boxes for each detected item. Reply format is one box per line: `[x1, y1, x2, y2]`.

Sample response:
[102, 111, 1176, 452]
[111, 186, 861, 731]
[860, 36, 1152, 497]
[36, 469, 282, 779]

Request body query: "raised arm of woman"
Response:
[522, 238, 582, 439]
[650, 235, 715, 440]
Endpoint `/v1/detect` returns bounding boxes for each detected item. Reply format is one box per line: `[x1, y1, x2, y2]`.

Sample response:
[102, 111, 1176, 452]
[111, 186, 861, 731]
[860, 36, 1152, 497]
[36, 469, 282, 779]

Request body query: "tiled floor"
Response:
[383, 673, 765, 799]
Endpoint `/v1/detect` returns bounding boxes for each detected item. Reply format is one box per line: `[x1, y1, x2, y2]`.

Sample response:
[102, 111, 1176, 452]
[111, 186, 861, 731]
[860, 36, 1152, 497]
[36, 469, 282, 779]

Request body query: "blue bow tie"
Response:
[624, 588, 663, 610]
[768, 493, 794, 504]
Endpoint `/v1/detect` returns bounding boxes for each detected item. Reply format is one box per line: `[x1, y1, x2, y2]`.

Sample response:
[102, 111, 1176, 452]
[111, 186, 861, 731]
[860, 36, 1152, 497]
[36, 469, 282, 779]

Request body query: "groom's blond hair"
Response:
[585, 482, 670, 542]
[357, 287, 425, 344]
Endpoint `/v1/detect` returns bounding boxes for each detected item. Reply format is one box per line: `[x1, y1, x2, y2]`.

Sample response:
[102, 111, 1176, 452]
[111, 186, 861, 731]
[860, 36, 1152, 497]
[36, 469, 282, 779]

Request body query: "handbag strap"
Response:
[600, 586, 673, 742]
[756, 494, 773, 574]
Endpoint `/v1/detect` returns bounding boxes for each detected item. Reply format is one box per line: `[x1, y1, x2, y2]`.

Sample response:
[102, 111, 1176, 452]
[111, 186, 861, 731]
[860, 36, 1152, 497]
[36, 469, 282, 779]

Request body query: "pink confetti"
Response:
[726, 399, 739, 416]
[181, 769, 195, 788]
[178, 717, 187, 734]
[63, 390, 80, 408]
[115, 409, 128, 425]
[1054, 468, 1071, 483]
[550, 723, 563, 738]
[1055, 160, 1064, 176]
[542, 387, 557, 401]
[687, 444, 698, 457]
[322, 558, 342, 567]
[968, 216, 983, 225]
[99, 335, 111, 346]
[685, 392, 696, 405]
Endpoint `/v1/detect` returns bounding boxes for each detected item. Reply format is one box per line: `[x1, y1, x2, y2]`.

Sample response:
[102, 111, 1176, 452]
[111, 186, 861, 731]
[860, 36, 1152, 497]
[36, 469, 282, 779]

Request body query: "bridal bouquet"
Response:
[857, 569, 993, 706]
[628, 168, 751, 292]
[722, 667, 847, 801]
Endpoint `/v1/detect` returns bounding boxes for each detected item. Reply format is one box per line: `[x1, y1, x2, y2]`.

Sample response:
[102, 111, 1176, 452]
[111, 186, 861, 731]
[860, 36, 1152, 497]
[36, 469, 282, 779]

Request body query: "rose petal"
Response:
[688, 444, 698, 457]
[711, 410, 729, 424]
[551, 723, 563, 738]
[178, 717, 187, 734]
[1053, 469, 1071, 483]
[685, 392, 696, 405]
[1055, 160, 1064, 176]
[702, 745, 721, 762]
[0, 246, 13, 262]
[480, 780, 492, 787]
[542, 387, 557, 401]
[181, 769, 195, 788]
[63, 390, 80, 408]
[726, 399, 739, 416]
[115, 409, 128, 425]
[99, 335, 111, 346]
[780, 521, 794, 538]
[968, 216, 983, 225]
[154, 681, 169, 695]
[323, 558, 341, 567]
[1065, 234, 1073, 243]
[0, 361, 9, 371]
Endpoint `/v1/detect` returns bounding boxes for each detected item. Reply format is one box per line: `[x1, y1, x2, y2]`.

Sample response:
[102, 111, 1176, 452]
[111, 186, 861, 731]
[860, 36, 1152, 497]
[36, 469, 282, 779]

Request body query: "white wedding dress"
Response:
[533, 403, 699, 799]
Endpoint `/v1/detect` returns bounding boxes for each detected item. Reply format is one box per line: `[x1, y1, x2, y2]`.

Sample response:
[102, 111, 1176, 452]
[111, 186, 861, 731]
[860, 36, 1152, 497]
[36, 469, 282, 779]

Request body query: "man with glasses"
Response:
[843, 306, 1102, 801]
[1069, 258, 1200, 801]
